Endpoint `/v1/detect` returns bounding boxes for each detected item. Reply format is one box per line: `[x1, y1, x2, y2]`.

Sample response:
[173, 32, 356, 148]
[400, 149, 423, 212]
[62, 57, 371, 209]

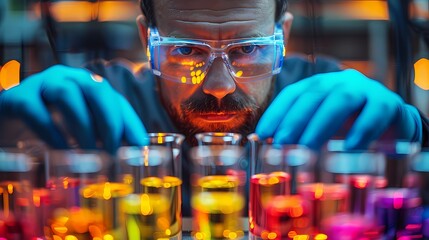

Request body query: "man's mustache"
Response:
[181, 90, 259, 114]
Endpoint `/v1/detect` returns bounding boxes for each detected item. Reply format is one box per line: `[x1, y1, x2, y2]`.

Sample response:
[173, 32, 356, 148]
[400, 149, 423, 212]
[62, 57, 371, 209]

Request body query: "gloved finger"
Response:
[117, 93, 149, 146]
[256, 70, 351, 139]
[273, 92, 327, 144]
[345, 97, 397, 149]
[41, 78, 97, 149]
[298, 89, 366, 150]
[22, 101, 68, 148]
[256, 74, 325, 139]
[395, 104, 421, 142]
[57, 66, 123, 153]
[0, 87, 68, 148]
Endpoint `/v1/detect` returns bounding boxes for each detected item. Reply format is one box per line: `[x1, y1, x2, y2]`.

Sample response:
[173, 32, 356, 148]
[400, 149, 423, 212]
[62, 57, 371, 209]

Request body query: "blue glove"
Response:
[0, 65, 148, 153]
[256, 69, 422, 150]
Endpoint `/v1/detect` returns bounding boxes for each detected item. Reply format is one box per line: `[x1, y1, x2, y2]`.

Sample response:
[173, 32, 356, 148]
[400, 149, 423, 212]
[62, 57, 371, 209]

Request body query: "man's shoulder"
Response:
[282, 54, 341, 79]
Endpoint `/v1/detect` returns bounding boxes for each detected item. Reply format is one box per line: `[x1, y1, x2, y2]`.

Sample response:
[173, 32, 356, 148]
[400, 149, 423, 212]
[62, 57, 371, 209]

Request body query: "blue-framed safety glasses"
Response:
[147, 25, 285, 84]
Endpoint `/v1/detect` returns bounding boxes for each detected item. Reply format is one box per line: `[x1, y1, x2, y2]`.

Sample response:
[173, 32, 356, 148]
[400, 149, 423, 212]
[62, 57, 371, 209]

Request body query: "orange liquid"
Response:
[45, 182, 132, 240]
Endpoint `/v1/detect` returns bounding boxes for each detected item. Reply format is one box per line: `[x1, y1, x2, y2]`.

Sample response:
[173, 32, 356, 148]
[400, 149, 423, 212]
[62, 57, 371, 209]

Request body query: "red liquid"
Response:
[0, 181, 35, 239]
[33, 188, 50, 239]
[337, 175, 373, 215]
[250, 172, 309, 239]
[46, 177, 81, 207]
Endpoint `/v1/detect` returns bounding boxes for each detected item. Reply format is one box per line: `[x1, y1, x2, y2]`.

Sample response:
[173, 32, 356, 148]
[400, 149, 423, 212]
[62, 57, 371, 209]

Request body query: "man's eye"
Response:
[177, 46, 193, 55]
[230, 45, 259, 55]
[241, 45, 256, 54]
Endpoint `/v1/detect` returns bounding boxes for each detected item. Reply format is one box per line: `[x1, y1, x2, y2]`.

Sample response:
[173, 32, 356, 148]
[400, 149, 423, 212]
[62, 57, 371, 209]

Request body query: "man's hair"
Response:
[140, 0, 288, 27]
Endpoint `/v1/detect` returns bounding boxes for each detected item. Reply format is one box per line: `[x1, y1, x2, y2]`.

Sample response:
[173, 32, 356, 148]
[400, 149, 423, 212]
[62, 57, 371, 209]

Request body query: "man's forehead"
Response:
[152, 0, 276, 40]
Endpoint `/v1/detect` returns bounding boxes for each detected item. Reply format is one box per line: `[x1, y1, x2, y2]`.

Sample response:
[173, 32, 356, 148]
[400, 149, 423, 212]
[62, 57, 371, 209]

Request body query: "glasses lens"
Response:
[227, 43, 279, 79]
[153, 44, 211, 84]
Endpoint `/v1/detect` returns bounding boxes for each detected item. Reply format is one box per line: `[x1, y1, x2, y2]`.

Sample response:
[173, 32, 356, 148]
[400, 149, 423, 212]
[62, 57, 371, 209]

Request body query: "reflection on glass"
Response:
[247, 134, 315, 239]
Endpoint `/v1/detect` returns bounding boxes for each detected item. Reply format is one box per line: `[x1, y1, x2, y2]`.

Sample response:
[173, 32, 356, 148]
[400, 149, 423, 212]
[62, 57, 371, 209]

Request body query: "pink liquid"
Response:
[0, 216, 27, 240]
[321, 213, 382, 240]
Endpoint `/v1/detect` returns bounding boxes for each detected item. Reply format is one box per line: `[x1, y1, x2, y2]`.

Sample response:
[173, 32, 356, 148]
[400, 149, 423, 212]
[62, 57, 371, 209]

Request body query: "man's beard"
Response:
[163, 87, 272, 145]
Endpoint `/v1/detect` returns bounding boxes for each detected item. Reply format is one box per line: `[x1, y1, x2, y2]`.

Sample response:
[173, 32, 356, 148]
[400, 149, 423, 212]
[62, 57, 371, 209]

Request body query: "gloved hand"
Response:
[0, 64, 148, 153]
[256, 69, 422, 150]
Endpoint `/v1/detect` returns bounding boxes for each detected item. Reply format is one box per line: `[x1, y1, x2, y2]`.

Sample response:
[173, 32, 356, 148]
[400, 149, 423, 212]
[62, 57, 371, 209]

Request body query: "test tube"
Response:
[190, 144, 246, 240]
[372, 141, 423, 239]
[247, 134, 316, 239]
[318, 140, 386, 240]
[118, 145, 182, 240]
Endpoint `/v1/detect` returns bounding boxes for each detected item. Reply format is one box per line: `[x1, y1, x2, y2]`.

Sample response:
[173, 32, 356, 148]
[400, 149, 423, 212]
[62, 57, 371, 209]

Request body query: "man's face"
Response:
[150, 0, 277, 140]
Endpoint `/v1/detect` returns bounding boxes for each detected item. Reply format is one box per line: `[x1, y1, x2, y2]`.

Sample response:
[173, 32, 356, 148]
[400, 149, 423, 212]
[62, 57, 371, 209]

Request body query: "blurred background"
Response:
[0, 0, 428, 114]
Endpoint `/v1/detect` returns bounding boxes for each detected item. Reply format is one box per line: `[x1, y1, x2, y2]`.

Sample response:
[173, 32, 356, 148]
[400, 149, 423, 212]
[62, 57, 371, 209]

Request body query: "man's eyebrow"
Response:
[169, 7, 259, 12]
[174, 19, 258, 25]
[244, 31, 268, 38]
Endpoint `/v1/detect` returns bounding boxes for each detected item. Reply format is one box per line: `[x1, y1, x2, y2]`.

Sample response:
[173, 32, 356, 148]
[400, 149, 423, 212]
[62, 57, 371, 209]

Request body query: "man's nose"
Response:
[202, 58, 236, 99]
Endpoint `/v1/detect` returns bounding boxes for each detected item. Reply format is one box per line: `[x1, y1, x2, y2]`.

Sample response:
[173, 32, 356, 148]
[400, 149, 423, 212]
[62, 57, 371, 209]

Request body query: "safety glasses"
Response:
[147, 25, 285, 84]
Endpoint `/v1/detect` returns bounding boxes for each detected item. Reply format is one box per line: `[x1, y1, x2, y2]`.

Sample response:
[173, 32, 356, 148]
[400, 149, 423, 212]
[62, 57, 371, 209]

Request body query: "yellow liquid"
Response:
[192, 175, 245, 240]
[46, 182, 132, 240]
[122, 176, 182, 240]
